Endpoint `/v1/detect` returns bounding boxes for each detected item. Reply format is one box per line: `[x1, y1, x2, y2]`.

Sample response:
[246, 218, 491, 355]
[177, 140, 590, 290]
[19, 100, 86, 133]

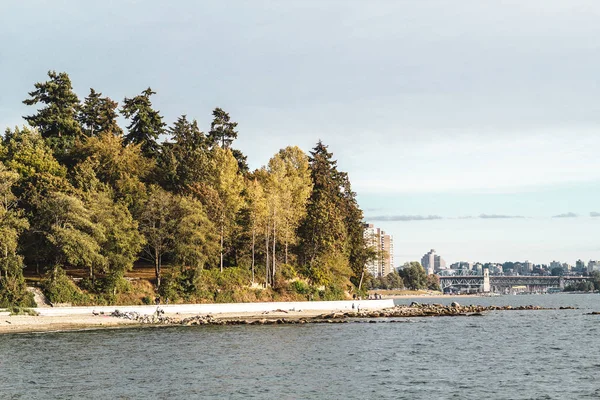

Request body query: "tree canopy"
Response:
[1, 71, 375, 306]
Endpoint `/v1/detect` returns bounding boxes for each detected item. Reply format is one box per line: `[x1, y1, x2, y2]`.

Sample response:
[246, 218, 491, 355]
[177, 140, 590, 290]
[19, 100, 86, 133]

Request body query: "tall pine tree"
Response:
[78, 88, 122, 137]
[120, 88, 165, 157]
[22, 71, 81, 157]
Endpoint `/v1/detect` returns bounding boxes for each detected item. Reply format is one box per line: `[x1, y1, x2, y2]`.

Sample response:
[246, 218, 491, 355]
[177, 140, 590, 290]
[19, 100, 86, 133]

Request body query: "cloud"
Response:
[591, 212, 600, 217]
[553, 212, 578, 218]
[368, 215, 443, 222]
[479, 214, 525, 219]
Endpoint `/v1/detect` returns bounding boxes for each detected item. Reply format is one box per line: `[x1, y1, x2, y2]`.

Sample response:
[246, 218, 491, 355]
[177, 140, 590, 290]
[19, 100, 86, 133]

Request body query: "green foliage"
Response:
[207, 108, 238, 149]
[42, 267, 90, 305]
[398, 262, 428, 290]
[78, 88, 122, 136]
[290, 280, 310, 295]
[426, 274, 441, 291]
[22, 71, 82, 156]
[370, 271, 404, 290]
[159, 267, 253, 302]
[564, 281, 595, 292]
[2, 72, 379, 305]
[7, 306, 38, 316]
[120, 88, 165, 157]
[294, 141, 367, 293]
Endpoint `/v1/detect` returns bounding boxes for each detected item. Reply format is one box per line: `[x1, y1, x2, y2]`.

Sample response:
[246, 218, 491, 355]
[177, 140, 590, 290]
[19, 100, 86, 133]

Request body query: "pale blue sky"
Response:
[1, 1, 600, 265]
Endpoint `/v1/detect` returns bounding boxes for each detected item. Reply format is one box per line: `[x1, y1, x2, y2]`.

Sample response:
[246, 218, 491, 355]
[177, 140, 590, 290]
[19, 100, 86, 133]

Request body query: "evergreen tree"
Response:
[158, 115, 210, 193]
[78, 88, 122, 137]
[297, 141, 351, 286]
[120, 88, 165, 157]
[208, 107, 238, 149]
[22, 71, 81, 157]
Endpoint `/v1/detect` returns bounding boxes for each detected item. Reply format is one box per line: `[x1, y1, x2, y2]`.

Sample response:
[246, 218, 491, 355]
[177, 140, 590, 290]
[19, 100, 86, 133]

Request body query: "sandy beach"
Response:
[0, 299, 393, 334]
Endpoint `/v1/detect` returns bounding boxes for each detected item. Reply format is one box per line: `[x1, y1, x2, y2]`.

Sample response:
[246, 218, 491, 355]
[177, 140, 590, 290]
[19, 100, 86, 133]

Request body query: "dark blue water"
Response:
[1, 294, 599, 399]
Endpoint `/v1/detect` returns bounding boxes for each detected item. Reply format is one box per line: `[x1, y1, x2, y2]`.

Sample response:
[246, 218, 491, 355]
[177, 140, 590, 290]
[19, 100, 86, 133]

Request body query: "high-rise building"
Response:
[421, 249, 445, 275]
[363, 223, 394, 277]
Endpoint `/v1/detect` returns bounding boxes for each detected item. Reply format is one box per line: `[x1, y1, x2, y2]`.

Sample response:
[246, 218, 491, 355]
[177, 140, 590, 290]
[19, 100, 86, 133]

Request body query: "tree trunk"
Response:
[272, 212, 276, 286]
[265, 222, 270, 287]
[251, 225, 255, 284]
[358, 270, 365, 291]
[155, 248, 161, 288]
[220, 221, 224, 273]
[285, 241, 288, 265]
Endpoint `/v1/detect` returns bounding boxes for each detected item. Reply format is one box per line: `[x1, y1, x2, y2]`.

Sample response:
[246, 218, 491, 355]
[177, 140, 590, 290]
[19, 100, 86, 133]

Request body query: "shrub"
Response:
[290, 280, 310, 295]
[42, 267, 90, 305]
[8, 306, 39, 316]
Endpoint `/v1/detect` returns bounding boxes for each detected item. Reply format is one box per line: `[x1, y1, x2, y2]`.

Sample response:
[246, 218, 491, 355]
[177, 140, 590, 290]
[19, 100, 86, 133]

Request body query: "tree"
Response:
[78, 88, 122, 137]
[139, 186, 178, 287]
[120, 88, 165, 157]
[37, 192, 107, 282]
[75, 132, 152, 210]
[139, 186, 217, 287]
[22, 71, 81, 157]
[426, 274, 441, 291]
[0, 163, 32, 306]
[297, 141, 352, 286]
[207, 107, 238, 149]
[1, 126, 72, 275]
[262, 147, 312, 284]
[190, 147, 244, 272]
[87, 191, 145, 294]
[173, 196, 219, 271]
[398, 262, 427, 290]
[550, 266, 564, 276]
[384, 271, 404, 290]
[157, 115, 210, 193]
[246, 176, 268, 284]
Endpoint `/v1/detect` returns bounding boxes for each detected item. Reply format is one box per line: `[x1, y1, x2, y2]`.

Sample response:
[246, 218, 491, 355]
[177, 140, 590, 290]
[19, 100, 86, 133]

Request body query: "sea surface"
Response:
[1, 294, 599, 399]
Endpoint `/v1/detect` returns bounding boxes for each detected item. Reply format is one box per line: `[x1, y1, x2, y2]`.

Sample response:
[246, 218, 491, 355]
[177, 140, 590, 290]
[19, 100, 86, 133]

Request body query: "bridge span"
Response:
[437, 270, 591, 294]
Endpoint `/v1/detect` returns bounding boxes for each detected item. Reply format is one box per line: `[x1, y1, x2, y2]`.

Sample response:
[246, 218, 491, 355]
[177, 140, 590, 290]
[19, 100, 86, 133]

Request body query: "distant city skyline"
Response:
[1, 1, 600, 266]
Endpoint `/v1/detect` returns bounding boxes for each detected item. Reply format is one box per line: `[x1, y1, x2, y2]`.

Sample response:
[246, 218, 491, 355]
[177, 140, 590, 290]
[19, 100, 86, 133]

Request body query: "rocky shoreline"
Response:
[108, 302, 567, 327]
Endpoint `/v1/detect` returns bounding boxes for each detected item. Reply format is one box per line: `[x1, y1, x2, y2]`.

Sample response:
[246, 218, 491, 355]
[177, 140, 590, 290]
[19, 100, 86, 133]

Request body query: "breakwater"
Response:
[108, 302, 565, 326]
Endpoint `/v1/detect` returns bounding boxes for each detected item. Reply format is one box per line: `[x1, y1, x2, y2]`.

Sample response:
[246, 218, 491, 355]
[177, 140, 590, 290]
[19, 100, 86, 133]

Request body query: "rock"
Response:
[451, 301, 460, 308]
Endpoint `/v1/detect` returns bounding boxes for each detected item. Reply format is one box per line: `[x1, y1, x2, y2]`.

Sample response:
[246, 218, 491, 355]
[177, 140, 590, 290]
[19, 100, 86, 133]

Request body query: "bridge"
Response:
[437, 270, 591, 294]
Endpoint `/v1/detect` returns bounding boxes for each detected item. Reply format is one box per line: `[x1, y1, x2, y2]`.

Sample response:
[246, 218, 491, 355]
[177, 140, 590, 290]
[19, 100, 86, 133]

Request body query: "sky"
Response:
[1, 1, 600, 266]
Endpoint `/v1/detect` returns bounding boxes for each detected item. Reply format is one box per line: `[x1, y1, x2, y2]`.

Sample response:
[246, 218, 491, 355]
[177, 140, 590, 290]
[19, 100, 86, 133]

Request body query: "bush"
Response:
[8, 306, 39, 316]
[42, 267, 90, 305]
[321, 284, 346, 301]
[0, 255, 36, 308]
[290, 280, 310, 295]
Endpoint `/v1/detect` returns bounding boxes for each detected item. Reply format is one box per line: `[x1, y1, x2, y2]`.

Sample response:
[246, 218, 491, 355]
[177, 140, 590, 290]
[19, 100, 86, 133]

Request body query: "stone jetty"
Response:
[107, 302, 559, 327]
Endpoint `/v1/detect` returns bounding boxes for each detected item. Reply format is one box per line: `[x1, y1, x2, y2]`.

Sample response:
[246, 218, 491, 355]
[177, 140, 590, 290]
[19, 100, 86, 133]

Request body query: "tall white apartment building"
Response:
[363, 223, 394, 277]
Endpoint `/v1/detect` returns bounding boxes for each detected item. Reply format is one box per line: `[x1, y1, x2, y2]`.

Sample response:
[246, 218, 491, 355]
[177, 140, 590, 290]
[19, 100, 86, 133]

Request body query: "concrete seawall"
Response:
[35, 299, 395, 317]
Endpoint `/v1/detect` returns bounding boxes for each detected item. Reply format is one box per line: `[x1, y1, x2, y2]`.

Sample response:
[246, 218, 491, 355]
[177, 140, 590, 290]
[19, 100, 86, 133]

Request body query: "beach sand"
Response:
[0, 304, 382, 334]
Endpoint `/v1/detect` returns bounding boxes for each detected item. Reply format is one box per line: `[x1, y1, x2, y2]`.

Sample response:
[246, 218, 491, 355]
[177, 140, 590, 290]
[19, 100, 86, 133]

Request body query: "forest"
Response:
[0, 71, 373, 307]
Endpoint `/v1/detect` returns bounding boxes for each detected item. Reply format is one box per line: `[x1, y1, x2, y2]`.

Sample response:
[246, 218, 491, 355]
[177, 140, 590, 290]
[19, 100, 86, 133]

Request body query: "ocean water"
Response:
[1, 294, 599, 399]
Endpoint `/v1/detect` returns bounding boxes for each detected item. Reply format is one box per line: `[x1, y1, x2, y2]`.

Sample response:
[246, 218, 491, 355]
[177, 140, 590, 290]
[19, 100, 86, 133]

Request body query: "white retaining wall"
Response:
[35, 299, 395, 317]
